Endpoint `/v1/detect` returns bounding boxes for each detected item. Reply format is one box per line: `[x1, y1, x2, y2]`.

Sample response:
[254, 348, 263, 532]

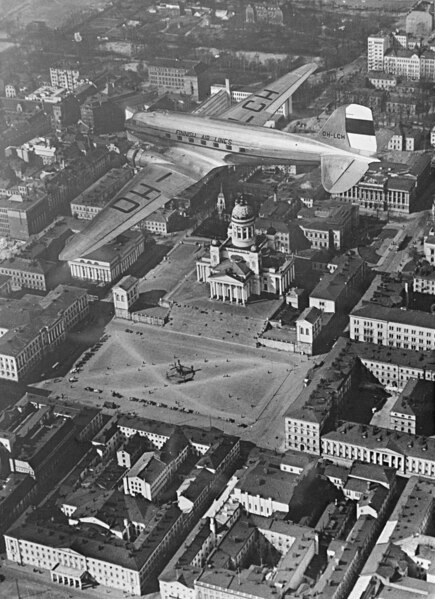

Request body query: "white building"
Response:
[196, 198, 294, 306]
[49, 67, 81, 91]
[0, 285, 88, 381]
[68, 231, 145, 284]
[367, 33, 390, 71]
[296, 306, 322, 355]
[350, 304, 435, 351]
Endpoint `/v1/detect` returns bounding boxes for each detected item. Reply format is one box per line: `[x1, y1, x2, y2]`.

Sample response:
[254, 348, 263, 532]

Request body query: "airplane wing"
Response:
[60, 147, 227, 261]
[217, 63, 317, 127]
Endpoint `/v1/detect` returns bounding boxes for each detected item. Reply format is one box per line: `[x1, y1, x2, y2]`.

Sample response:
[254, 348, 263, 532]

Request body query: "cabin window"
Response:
[239, 147, 246, 153]
[213, 142, 219, 148]
[226, 145, 232, 150]
[165, 133, 171, 138]
[188, 137, 194, 143]
[200, 140, 207, 146]
[177, 135, 182, 141]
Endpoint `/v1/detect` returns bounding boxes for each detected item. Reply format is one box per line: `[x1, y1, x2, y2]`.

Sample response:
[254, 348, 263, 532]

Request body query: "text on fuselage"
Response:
[175, 130, 232, 145]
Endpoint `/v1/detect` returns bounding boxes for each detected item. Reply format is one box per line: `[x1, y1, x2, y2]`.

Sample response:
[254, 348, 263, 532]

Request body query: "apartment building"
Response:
[413, 270, 435, 293]
[353, 341, 435, 391]
[70, 167, 133, 220]
[309, 253, 369, 314]
[0, 192, 50, 240]
[284, 337, 357, 454]
[148, 59, 209, 102]
[123, 430, 190, 501]
[0, 285, 88, 381]
[49, 67, 81, 91]
[231, 457, 297, 516]
[350, 304, 435, 350]
[0, 257, 48, 291]
[389, 378, 434, 436]
[367, 33, 391, 71]
[140, 208, 179, 235]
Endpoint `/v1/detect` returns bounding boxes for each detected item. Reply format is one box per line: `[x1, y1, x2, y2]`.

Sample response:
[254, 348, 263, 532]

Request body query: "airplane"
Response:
[60, 63, 378, 261]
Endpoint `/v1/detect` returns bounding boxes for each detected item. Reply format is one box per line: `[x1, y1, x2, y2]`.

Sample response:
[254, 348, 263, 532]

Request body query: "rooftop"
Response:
[285, 337, 357, 425]
[351, 304, 435, 330]
[310, 253, 365, 303]
[323, 421, 435, 461]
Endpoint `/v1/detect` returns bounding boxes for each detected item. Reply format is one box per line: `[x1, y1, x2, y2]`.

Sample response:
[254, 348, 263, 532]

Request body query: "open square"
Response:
[43, 320, 314, 450]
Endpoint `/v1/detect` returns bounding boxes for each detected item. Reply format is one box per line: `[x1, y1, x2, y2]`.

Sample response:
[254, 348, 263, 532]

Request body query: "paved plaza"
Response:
[40, 320, 313, 451]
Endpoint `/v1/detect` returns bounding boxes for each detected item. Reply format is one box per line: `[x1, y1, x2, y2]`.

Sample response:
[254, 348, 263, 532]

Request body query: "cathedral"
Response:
[196, 197, 295, 306]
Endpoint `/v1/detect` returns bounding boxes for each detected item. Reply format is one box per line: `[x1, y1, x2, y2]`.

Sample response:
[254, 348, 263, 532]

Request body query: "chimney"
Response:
[225, 78, 231, 98]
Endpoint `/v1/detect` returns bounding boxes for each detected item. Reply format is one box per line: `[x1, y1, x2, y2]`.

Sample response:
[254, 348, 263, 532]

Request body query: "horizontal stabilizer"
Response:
[321, 155, 369, 194]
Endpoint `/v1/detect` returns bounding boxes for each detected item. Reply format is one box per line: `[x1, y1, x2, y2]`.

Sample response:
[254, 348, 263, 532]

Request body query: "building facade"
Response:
[0, 285, 88, 381]
[68, 231, 145, 284]
[148, 59, 209, 102]
[196, 199, 294, 305]
[350, 304, 435, 351]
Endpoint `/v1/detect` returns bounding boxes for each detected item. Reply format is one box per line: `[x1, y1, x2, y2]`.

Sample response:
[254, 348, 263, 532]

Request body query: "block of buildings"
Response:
[322, 421, 435, 479]
[367, 32, 391, 71]
[80, 94, 125, 134]
[368, 71, 397, 90]
[5, 501, 186, 595]
[333, 156, 431, 215]
[350, 304, 435, 350]
[0, 285, 89, 381]
[0, 191, 50, 240]
[70, 167, 133, 220]
[15, 136, 59, 165]
[148, 59, 209, 101]
[123, 429, 191, 501]
[284, 337, 357, 454]
[413, 269, 435, 293]
[389, 378, 434, 436]
[297, 202, 358, 251]
[309, 252, 369, 314]
[423, 227, 435, 265]
[0, 257, 49, 291]
[49, 67, 81, 91]
[231, 455, 300, 517]
[140, 208, 179, 235]
[68, 230, 145, 283]
[350, 477, 435, 599]
[354, 340, 435, 391]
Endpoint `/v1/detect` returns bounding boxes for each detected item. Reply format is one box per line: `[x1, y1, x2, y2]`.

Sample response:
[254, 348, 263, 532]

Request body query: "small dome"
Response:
[250, 244, 258, 252]
[267, 226, 276, 235]
[211, 238, 219, 246]
[232, 199, 254, 221]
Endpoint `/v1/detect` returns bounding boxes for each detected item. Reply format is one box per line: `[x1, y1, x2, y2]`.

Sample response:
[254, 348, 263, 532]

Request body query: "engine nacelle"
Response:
[126, 147, 170, 168]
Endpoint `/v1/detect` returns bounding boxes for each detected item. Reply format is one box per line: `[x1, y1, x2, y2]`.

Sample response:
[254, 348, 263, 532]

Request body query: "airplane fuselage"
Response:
[127, 110, 376, 168]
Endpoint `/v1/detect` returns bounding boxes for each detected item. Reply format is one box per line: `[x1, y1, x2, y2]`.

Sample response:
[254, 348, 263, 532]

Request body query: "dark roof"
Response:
[351, 304, 435, 329]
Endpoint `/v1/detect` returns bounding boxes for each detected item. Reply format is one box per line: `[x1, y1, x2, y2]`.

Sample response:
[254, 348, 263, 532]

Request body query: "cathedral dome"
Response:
[231, 199, 254, 221]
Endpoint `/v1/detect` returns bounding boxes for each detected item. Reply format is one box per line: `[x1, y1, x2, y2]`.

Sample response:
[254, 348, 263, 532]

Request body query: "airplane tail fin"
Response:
[317, 104, 377, 157]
